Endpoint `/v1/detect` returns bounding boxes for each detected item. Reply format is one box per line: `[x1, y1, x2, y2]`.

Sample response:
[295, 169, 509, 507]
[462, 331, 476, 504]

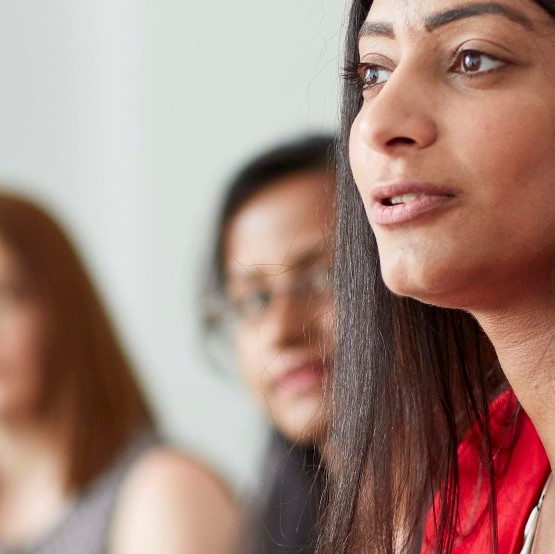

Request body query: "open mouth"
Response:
[382, 193, 420, 206]
[371, 189, 456, 226]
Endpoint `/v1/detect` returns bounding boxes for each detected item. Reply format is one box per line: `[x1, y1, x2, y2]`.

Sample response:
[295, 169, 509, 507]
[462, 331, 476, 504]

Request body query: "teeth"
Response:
[389, 193, 418, 205]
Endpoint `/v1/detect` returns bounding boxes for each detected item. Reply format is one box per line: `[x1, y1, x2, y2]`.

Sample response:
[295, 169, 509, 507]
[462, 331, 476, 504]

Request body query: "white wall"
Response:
[0, 0, 345, 490]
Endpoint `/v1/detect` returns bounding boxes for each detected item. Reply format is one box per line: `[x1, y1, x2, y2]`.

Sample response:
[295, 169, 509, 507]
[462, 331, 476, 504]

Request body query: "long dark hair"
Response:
[312, 1, 555, 552]
[0, 190, 154, 492]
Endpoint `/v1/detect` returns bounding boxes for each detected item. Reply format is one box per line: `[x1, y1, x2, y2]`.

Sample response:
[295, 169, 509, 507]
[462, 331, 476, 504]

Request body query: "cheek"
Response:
[456, 92, 555, 195]
[4, 311, 44, 364]
[349, 113, 371, 203]
[233, 327, 267, 398]
[0, 311, 46, 411]
[454, 93, 555, 251]
[314, 302, 334, 352]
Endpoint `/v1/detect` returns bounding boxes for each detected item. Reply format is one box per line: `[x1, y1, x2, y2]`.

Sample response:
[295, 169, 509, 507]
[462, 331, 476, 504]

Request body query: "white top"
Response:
[520, 473, 552, 554]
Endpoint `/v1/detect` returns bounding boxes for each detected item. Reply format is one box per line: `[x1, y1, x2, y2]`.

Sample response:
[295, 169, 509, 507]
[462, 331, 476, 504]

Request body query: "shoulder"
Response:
[110, 446, 240, 554]
[122, 446, 236, 507]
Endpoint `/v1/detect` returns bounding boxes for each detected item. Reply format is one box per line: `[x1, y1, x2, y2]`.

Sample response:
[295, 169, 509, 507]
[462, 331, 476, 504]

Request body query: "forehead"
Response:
[366, 0, 426, 24]
[224, 170, 332, 277]
[365, 0, 546, 28]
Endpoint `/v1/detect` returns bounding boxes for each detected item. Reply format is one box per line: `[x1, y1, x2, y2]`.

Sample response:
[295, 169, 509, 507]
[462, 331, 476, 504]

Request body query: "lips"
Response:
[370, 181, 457, 225]
[271, 361, 325, 396]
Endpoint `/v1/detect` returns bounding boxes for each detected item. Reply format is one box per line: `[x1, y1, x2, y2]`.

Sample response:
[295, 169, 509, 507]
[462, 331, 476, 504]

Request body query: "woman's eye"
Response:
[358, 64, 392, 88]
[452, 50, 504, 75]
[232, 290, 271, 320]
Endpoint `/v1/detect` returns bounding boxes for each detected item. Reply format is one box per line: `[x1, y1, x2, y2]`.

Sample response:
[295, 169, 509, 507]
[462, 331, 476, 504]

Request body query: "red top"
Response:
[422, 389, 550, 553]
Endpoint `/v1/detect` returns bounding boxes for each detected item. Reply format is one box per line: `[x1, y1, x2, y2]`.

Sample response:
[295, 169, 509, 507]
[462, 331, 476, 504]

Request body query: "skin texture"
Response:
[349, 0, 555, 550]
[224, 170, 332, 445]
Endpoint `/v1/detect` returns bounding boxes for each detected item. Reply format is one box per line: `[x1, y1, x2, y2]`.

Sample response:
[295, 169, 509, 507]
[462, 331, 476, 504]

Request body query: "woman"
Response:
[319, 1, 555, 553]
[0, 191, 238, 553]
[203, 135, 334, 553]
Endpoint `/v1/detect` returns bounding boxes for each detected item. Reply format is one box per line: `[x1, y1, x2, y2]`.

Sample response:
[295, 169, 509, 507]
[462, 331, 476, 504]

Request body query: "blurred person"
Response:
[0, 191, 238, 554]
[203, 135, 334, 553]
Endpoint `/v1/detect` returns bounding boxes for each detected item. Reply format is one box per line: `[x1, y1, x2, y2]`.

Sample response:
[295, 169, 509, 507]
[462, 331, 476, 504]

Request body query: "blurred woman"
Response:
[203, 135, 335, 553]
[0, 191, 238, 554]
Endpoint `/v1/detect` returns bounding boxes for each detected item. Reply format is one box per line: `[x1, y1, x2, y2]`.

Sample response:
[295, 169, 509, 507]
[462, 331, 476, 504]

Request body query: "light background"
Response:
[0, 1, 345, 490]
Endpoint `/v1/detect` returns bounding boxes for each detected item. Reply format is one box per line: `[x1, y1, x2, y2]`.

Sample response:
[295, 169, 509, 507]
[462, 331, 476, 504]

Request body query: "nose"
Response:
[353, 64, 438, 155]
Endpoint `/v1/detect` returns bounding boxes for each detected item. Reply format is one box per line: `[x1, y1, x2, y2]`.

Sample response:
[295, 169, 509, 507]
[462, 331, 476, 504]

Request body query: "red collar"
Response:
[422, 389, 550, 553]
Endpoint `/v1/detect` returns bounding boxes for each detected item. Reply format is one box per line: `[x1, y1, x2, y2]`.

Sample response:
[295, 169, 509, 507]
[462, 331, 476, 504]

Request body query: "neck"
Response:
[473, 289, 555, 469]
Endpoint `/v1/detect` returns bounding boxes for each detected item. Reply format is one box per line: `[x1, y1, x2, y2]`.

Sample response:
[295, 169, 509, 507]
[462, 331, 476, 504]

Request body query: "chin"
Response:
[380, 257, 474, 309]
[274, 398, 326, 445]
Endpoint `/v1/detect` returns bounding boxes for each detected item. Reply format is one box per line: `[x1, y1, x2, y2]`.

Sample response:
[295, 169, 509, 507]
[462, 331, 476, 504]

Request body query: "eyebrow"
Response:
[358, 21, 395, 40]
[424, 3, 533, 31]
[225, 245, 328, 283]
[358, 2, 533, 40]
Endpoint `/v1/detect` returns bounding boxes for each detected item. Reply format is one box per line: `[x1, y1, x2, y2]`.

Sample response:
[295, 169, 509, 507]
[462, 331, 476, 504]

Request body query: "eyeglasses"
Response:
[225, 263, 332, 324]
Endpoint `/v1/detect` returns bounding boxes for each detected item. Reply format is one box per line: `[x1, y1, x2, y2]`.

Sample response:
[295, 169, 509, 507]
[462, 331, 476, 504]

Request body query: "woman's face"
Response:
[0, 236, 46, 421]
[224, 171, 333, 444]
[350, 0, 555, 311]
